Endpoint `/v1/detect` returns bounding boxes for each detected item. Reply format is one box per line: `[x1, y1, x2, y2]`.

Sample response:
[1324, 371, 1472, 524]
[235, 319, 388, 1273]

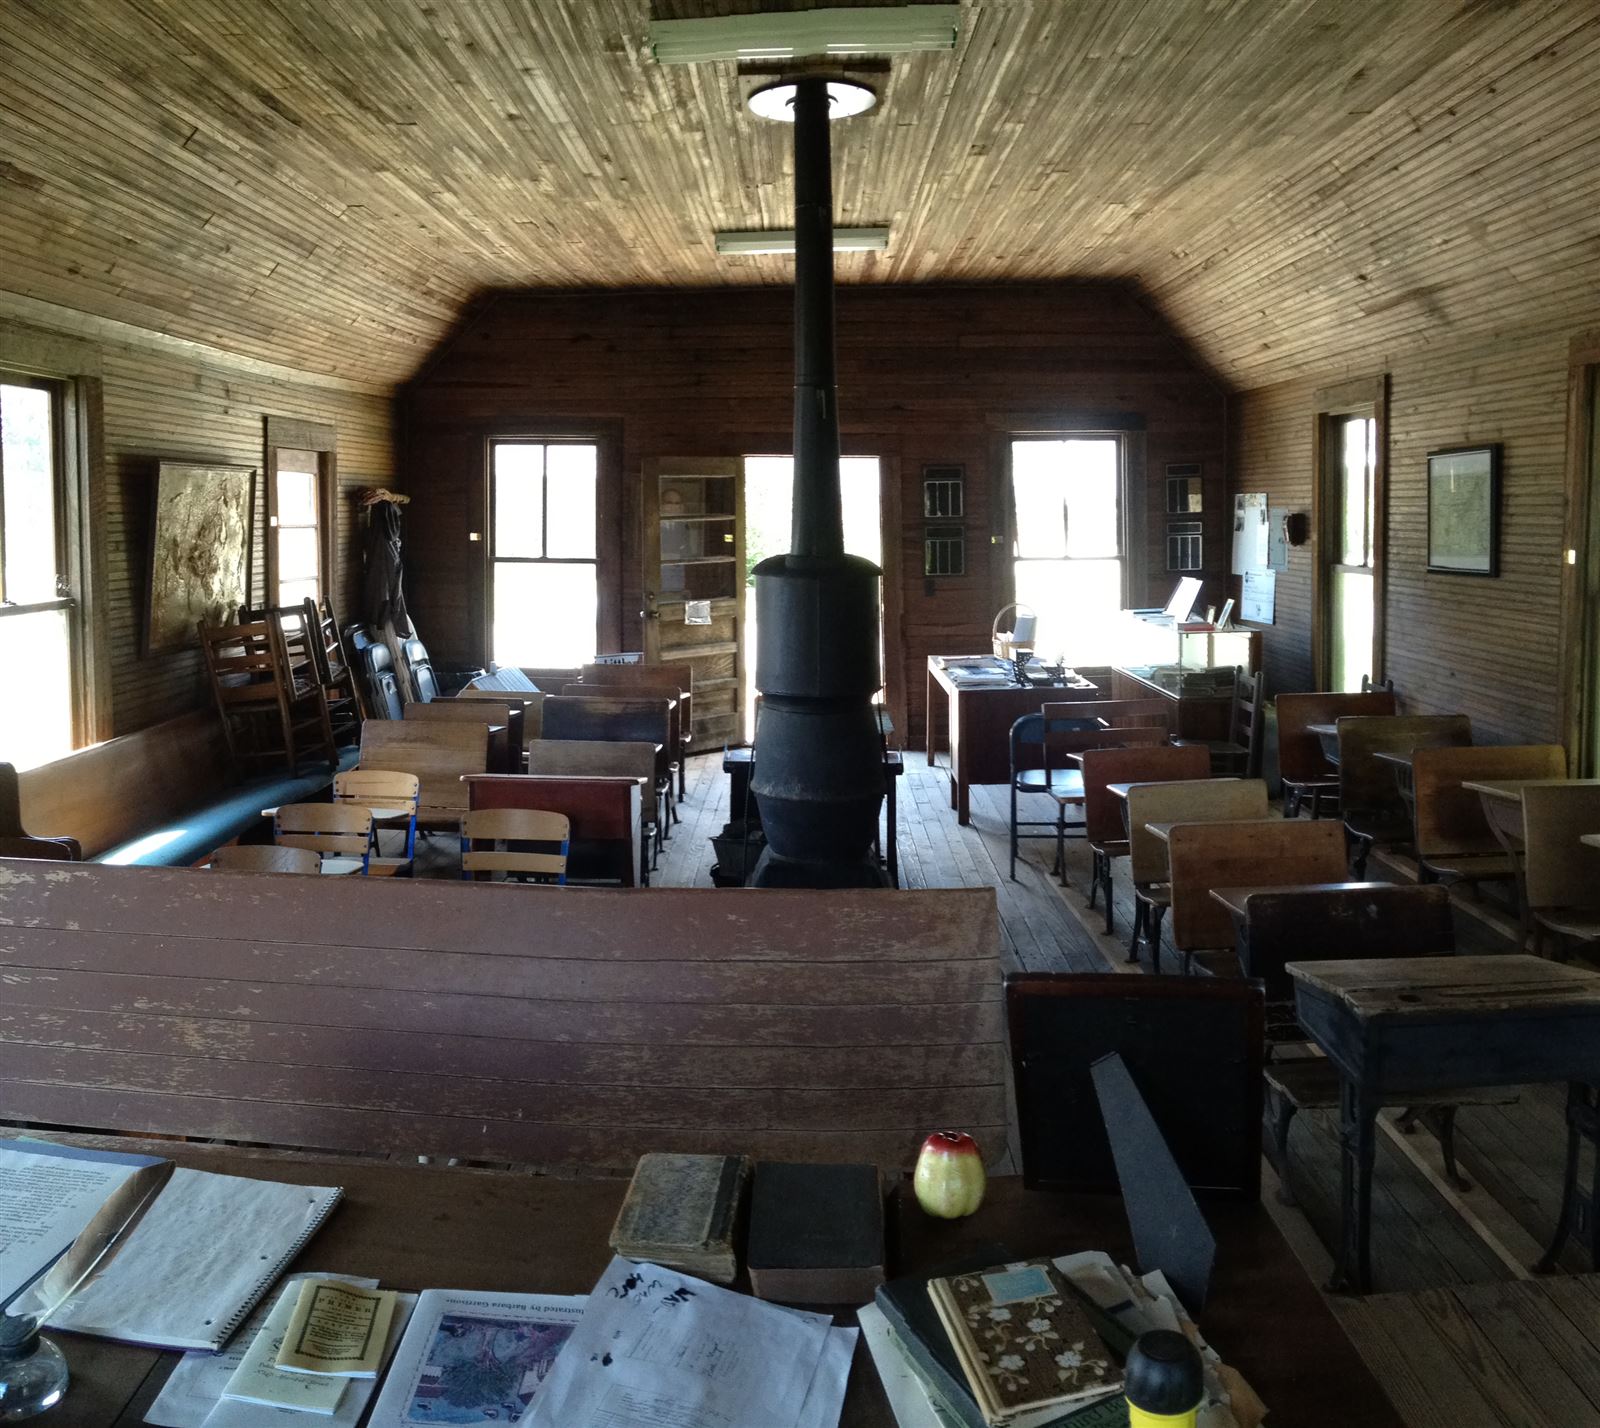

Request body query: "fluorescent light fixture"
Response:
[649, 5, 960, 64]
[715, 227, 890, 256]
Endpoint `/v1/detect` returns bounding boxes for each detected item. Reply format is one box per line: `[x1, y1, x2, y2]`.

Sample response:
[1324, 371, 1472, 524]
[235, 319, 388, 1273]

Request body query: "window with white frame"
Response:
[0, 375, 78, 770]
[1009, 437, 1124, 666]
[490, 440, 599, 668]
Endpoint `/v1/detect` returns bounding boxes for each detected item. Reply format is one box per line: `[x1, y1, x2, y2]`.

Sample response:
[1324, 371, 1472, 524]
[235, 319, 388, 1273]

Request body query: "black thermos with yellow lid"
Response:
[1124, 1329, 1206, 1426]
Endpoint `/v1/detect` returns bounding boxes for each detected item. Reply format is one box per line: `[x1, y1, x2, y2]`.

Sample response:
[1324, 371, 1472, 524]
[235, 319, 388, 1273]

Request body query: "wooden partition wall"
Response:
[400, 282, 1229, 741]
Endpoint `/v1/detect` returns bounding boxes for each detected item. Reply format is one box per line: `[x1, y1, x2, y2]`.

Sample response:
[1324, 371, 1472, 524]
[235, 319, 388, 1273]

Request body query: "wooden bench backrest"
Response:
[562, 687, 680, 761]
[1523, 784, 1600, 911]
[455, 689, 544, 742]
[1275, 691, 1395, 782]
[579, 665, 693, 739]
[542, 695, 672, 754]
[358, 720, 488, 818]
[526, 739, 657, 785]
[1413, 744, 1568, 856]
[1338, 714, 1472, 813]
[1167, 818, 1347, 952]
[14, 711, 227, 858]
[1239, 883, 1454, 999]
[1080, 745, 1212, 844]
[407, 699, 514, 727]
[1125, 778, 1268, 883]
[0, 864, 1006, 1171]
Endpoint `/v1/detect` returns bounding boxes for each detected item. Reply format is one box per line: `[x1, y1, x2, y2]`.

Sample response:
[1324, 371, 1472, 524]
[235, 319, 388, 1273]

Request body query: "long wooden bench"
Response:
[0, 863, 1007, 1171]
[6, 711, 357, 865]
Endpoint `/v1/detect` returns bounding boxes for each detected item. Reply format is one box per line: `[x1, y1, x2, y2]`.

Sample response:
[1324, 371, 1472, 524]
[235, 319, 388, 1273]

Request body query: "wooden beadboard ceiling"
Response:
[1, 0, 1596, 389]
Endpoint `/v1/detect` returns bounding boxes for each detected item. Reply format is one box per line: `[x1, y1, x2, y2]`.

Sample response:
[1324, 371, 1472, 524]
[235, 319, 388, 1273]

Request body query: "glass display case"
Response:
[1114, 614, 1259, 696]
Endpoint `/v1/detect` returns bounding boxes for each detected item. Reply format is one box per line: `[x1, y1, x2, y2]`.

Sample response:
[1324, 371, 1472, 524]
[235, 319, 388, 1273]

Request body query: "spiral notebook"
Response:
[46, 1168, 342, 1352]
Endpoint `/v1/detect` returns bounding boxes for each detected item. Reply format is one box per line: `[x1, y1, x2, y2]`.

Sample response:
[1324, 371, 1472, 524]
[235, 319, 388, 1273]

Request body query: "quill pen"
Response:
[0, 1159, 174, 1342]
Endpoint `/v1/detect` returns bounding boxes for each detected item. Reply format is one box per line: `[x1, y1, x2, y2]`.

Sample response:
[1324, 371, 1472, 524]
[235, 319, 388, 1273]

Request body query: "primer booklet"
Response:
[366, 1289, 586, 1427]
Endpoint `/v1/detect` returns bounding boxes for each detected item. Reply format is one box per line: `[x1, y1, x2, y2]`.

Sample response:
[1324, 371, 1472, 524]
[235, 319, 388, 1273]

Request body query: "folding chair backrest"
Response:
[1413, 744, 1567, 858]
[1005, 973, 1263, 1199]
[1337, 714, 1472, 816]
[334, 769, 421, 813]
[1275, 690, 1395, 783]
[1229, 668, 1266, 776]
[274, 803, 374, 862]
[1080, 744, 1211, 846]
[211, 843, 321, 875]
[1522, 784, 1600, 912]
[401, 637, 439, 702]
[1125, 778, 1267, 884]
[461, 807, 571, 882]
[1167, 818, 1347, 953]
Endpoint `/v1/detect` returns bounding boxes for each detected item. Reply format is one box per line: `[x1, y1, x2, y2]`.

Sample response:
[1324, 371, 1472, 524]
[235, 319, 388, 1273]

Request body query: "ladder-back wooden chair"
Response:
[302, 597, 363, 738]
[1174, 666, 1264, 777]
[460, 808, 570, 884]
[199, 615, 339, 774]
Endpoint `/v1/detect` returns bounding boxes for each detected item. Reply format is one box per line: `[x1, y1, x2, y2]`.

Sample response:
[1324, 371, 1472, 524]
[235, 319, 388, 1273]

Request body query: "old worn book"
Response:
[274, 1280, 398, 1378]
[928, 1259, 1121, 1426]
[608, 1152, 749, 1284]
[746, 1161, 884, 1305]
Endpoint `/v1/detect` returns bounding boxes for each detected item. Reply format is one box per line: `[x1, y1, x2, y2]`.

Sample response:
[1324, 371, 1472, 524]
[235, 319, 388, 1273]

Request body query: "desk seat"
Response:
[1014, 767, 1085, 798]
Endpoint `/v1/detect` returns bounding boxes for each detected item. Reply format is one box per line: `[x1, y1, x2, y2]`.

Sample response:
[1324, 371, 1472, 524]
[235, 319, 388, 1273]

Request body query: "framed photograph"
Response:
[1426, 444, 1500, 576]
[145, 461, 255, 654]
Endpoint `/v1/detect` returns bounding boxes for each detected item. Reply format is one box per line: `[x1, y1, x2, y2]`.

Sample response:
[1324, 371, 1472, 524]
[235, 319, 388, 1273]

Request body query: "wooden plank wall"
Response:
[1230, 325, 1571, 745]
[0, 863, 1007, 1171]
[0, 319, 395, 739]
[401, 282, 1228, 740]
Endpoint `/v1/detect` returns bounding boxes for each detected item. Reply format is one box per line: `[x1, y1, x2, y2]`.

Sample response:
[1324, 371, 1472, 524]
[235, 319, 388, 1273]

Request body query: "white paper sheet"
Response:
[51, 1169, 342, 1350]
[857, 1305, 948, 1428]
[794, 1326, 857, 1428]
[525, 1258, 833, 1428]
[0, 1140, 161, 1305]
[366, 1288, 586, 1428]
[146, 1275, 379, 1428]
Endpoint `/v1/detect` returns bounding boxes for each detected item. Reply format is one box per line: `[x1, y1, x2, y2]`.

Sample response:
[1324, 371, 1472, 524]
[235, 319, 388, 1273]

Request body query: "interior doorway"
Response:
[742, 455, 883, 742]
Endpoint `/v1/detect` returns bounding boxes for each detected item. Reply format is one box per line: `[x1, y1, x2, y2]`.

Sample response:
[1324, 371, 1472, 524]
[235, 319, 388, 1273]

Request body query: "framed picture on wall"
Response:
[144, 461, 255, 654]
[1426, 444, 1500, 576]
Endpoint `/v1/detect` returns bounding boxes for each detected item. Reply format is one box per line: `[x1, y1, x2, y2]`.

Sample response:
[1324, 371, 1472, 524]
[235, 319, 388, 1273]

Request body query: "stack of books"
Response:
[864, 1250, 1263, 1428]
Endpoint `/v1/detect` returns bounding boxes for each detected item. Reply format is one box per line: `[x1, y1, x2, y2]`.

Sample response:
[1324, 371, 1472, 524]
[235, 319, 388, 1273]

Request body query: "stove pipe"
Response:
[747, 76, 887, 889]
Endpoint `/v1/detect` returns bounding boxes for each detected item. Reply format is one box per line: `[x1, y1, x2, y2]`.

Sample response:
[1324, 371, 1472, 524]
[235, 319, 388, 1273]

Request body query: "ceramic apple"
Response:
[914, 1131, 986, 1218]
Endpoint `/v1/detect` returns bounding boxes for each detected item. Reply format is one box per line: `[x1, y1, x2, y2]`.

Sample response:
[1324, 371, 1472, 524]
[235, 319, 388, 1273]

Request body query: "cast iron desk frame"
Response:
[1288, 953, 1600, 1293]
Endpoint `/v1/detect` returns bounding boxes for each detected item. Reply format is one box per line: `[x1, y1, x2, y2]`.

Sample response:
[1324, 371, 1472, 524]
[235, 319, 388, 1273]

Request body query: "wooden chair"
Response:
[1412, 743, 1567, 892]
[1079, 744, 1211, 935]
[209, 843, 321, 875]
[1005, 973, 1264, 1201]
[1339, 714, 1471, 878]
[198, 615, 339, 774]
[460, 807, 570, 885]
[302, 597, 364, 737]
[1275, 690, 1395, 819]
[1166, 817, 1345, 975]
[526, 739, 660, 881]
[333, 768, 421, 875]
[579, 664, 694, 799]
[1125, 778, 1269, 967]
[273, 802, 374, 874]
[1523, 783, 1600, 960]
[1174, 666, 1264, 777]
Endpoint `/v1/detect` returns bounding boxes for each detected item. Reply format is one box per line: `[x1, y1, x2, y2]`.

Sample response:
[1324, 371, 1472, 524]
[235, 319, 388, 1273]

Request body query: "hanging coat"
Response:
[362, 498, 412, 637]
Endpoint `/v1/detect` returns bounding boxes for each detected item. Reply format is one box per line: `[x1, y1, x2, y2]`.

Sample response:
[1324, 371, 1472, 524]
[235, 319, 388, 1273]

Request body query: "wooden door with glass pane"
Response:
[642, 457, 744, 750]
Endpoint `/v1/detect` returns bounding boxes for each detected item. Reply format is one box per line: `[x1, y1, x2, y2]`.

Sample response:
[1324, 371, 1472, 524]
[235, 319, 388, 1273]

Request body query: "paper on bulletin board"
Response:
[1242, 569, 1276, 625]
[1231, 492, 1269, 574]
[684, 600, 712, 625]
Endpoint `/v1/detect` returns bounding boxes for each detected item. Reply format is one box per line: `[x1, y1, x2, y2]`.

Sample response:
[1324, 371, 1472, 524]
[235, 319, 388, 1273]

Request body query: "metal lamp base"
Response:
[0, 1332, 69, 1422]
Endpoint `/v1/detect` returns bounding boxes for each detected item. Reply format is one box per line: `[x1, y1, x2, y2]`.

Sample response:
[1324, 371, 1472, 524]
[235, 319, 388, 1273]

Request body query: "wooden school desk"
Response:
[36, 1137, 1402, 1428]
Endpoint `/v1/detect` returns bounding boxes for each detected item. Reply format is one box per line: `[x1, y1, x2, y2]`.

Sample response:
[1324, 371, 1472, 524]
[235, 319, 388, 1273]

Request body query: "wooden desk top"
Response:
[1287, 953, 1600, 1018]
[1209, 881, 1387, 922]
[1371, 750, 1414, 769]
[36, 1136, 1400, 1428]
